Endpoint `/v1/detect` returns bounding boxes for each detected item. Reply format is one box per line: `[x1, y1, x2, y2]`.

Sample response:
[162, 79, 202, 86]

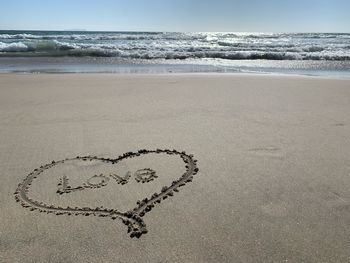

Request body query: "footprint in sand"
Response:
[261, 203, 288, 217]
[248, 146, 284, 158]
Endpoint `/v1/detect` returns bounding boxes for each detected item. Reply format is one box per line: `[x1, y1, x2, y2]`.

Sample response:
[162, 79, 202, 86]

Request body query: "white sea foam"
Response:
[0, 42, 29, 52]
[0, 32, 349, 61]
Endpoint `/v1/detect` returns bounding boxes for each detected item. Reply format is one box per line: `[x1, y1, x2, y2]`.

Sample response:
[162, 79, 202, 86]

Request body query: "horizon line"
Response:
[0, 29, 349, 34]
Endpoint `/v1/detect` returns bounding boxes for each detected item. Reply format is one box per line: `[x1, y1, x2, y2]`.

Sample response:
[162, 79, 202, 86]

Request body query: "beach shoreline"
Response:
[1, 56, 350, 78]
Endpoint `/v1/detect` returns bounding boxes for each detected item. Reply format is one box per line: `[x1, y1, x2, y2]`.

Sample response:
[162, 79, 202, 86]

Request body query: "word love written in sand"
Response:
[14, 149, 199, 238]
[57, 168, 158, 195]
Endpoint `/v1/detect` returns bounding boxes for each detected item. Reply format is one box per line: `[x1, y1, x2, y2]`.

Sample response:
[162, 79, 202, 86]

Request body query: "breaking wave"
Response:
[0, 31, 349, 61]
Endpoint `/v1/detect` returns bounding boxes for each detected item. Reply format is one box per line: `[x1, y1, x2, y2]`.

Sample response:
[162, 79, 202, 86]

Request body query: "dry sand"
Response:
[0, 73, 350, 262]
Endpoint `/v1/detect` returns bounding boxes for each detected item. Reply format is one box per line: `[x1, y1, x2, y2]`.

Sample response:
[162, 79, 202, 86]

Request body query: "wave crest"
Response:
[1, 32, 350, 61]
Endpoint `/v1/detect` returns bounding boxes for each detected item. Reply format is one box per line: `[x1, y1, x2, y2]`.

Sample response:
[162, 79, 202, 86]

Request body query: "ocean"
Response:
[0, 30, 349, 77]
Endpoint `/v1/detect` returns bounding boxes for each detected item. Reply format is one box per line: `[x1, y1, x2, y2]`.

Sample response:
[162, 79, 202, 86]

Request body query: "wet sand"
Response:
[0, 74, 350, 262]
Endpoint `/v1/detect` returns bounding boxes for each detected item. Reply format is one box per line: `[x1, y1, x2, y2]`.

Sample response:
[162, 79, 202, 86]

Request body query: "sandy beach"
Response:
[0, 73, 350, 262]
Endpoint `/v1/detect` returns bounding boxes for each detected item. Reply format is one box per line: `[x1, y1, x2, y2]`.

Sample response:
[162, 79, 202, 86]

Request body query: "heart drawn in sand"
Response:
[14, 149, 199, 238]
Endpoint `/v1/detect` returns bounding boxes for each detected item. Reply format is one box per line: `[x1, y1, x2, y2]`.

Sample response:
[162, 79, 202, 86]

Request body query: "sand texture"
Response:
[0, 74, 350, 262]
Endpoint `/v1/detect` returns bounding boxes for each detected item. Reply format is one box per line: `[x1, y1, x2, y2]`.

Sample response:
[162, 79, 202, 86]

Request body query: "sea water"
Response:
[0, 31, 349, 77]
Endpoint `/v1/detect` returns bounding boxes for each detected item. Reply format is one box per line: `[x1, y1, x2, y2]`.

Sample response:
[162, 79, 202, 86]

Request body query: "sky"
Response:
[0, 0, 349, 32]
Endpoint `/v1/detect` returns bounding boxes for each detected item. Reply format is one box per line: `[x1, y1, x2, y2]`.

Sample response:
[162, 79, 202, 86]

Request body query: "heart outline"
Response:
[14, 149, 199, 238]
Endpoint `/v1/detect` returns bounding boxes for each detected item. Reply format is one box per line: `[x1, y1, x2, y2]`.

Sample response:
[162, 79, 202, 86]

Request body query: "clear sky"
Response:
[0, 0, 349, 32]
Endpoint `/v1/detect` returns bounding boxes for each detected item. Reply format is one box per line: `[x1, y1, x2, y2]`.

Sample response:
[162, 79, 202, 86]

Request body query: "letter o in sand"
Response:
[87, 174, 110, 188]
